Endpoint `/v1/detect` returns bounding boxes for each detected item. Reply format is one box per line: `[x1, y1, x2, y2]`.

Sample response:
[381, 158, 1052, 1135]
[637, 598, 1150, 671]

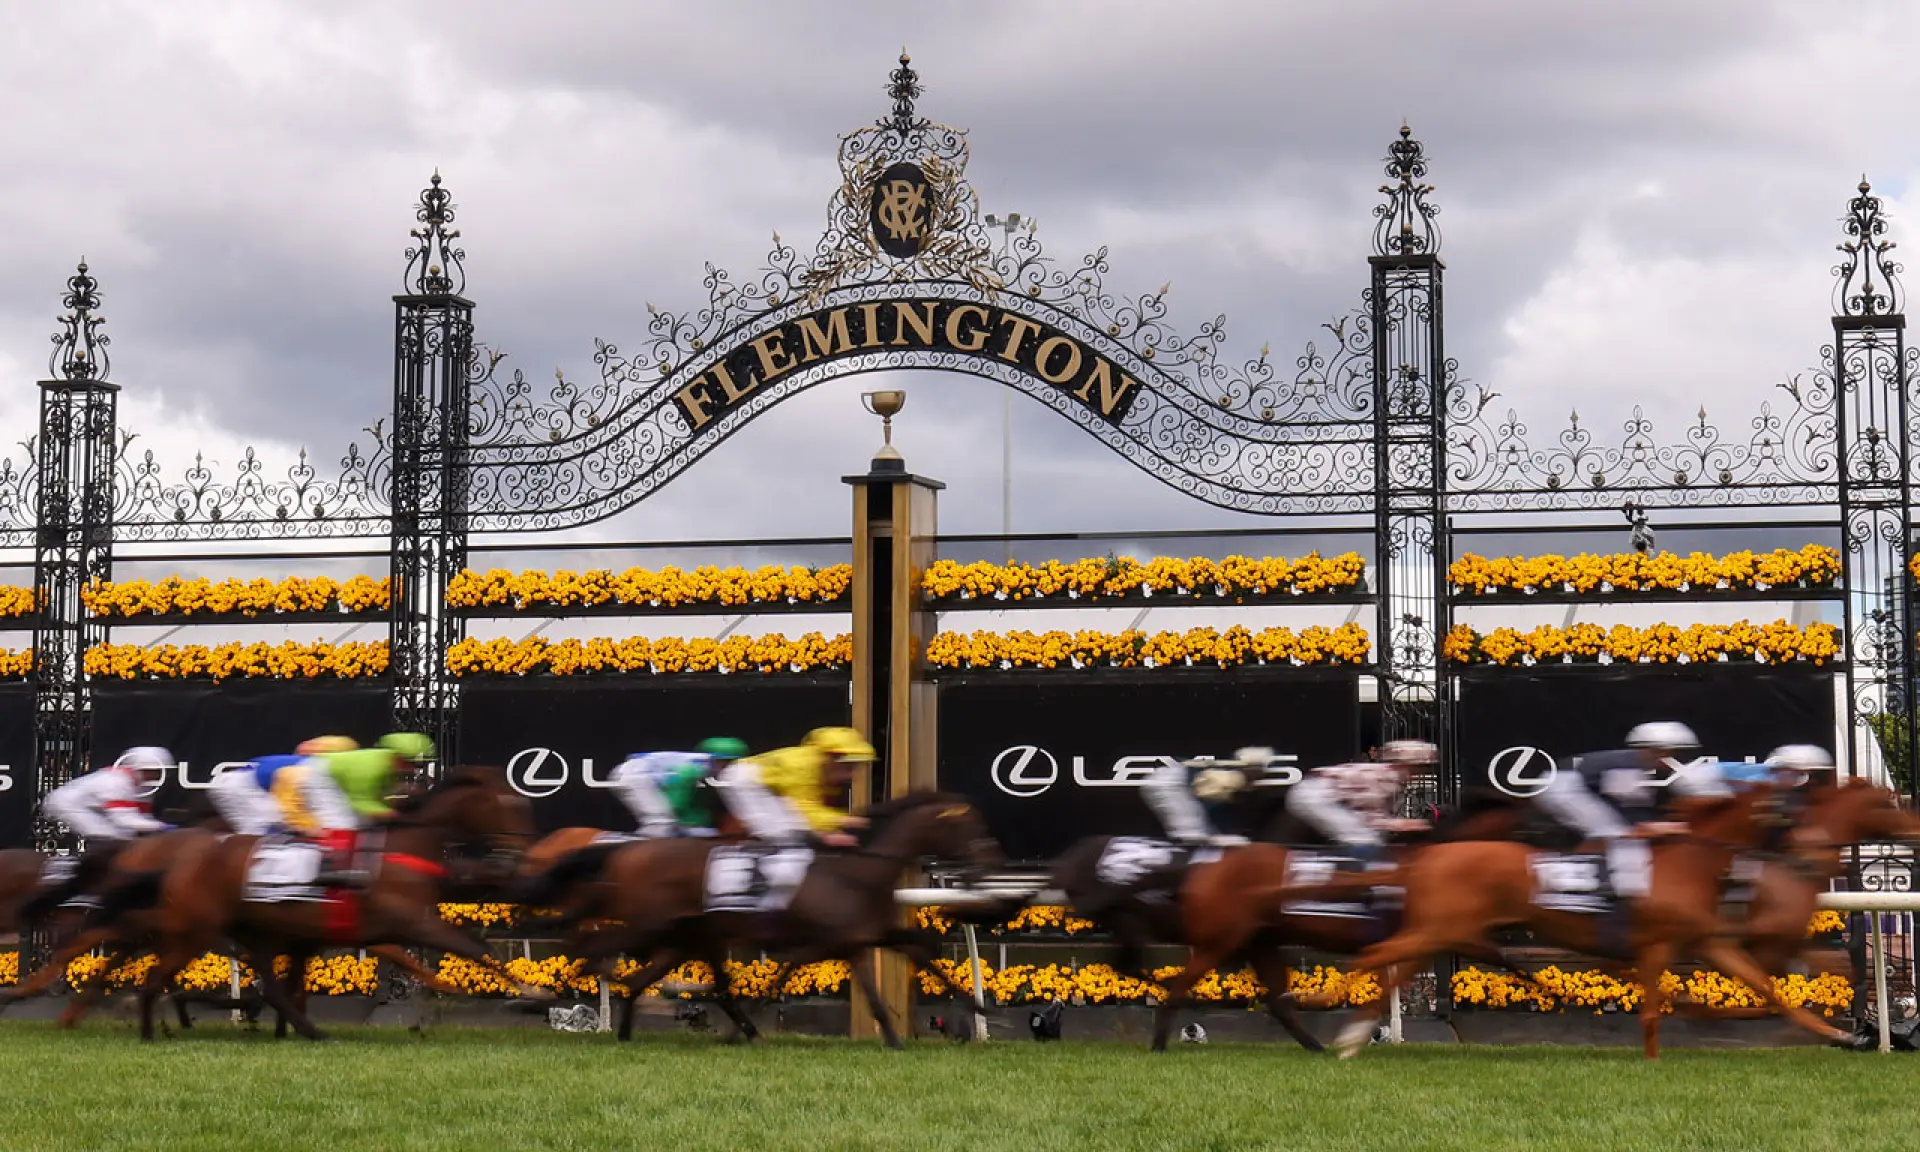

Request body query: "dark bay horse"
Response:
[1305, 788, 1857, 1059]
[553, 791, 1001, 1048]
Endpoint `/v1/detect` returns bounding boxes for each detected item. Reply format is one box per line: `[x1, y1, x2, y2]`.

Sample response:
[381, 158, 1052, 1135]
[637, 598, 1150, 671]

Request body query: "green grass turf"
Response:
[0, 1022, 1903, 1152]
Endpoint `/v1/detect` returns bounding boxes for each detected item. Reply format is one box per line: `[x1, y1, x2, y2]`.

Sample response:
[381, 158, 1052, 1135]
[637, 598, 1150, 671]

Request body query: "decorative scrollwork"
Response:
[1373, 124, 1440, 258]
[113, 425, 391, 540]
[883, 50, 926, 136]
[1835, 177, 1901, 318]
[404, 171, 465, 297]
[50, 260, 109, 383]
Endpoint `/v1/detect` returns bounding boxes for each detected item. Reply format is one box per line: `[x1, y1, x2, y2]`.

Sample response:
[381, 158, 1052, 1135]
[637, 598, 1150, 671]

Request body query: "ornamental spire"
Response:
[49, 259, 110, 383]
[1834, 175, 1902, 318]
[403, 169, 467, 296]
[883, 50, 926, 135]
[1372, 123, 1441, 258]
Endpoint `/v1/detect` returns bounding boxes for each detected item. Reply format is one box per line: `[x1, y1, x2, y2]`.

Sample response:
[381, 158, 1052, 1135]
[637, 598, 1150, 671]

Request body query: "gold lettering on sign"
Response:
[711, 362, 755, 405]
[857, 303, 885, 349]
[750, 332, 796, 381]
[892, 302, 937, 347]
[874, 179, 929, 243]
[796, 308, 855, 362]
[1073, 358, 1143, 418]
[997, 316, 1042, 364]
[1035, 336, 1083, 385]
[945, 304, 991, 353]
[675, 379, 718, 430]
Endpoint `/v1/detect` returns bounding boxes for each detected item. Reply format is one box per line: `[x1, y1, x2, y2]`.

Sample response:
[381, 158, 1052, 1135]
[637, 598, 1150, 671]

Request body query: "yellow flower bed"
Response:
[84, 640, 391, 680]
[54, 951, 377, 995]
[445, 565, 853, 611]
[927, 623, 1371, 671]
[914, 960, 1379, 1007]
[1452, 965, 1853, 1016]
[1808, 909, 1847, 936]
[922, 553, 1366, 604]
[914, 905, 1098, 936]
[0, 649, 32, 679]
[446, 632, 852, 677]
[0, 951, 16, 986]
[0, 586, 33, 618]
[432, 955, 853, 999]
[437, 903, 520, 929]
[83, 575, 390, 619]
[1441, 620, 1840, 666]
[1451, 546, 1841, 596]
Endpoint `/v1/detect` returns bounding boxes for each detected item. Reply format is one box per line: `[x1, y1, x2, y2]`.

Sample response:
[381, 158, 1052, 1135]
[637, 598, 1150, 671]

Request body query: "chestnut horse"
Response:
[1304, 788, 1857, 1059]
[109, 766, 539, 1040]
[554, 791, 1001, 1048]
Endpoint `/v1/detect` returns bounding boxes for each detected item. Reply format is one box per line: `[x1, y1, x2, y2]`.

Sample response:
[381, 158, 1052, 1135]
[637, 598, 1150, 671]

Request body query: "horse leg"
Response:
[1245, 947, 1324, 1053]
[251, 947, 324, 1042]
[1331, 934, 1445, 1059]
[370, 945, 463, 996]
[697, 944, 758, 1044]
[385, 913, 553, 1001]
[61, 943, 135, 1030]
[878, 926, 984, 1035]
[603, 948, 683, 1043]
[136, 943, 200, 1042]
[1696, 938, 1853, 1047]
[1150, 948, 1219, 1054]
[1633, 941, 1676, 1060]
[848, 950, 905, 1050]
[1, 926, 116, 1008]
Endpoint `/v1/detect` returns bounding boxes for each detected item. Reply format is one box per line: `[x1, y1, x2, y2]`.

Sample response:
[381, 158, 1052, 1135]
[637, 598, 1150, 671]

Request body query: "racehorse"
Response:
[551, 791, 1000, 1048]
[1303, 787, 1858, 1059]
[104, 765, 539, 1040]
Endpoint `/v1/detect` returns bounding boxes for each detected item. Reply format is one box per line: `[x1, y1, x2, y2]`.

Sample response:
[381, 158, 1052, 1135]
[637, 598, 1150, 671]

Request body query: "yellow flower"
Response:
[921, 553, 1367, 603]
[1451, 547, 1840, 595]
[1444, 620, 1841, 666]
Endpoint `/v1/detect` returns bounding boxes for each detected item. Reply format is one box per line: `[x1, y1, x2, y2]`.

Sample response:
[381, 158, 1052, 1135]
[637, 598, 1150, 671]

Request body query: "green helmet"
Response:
[697, 737, 749, 761]
[380, 732, 437, 762]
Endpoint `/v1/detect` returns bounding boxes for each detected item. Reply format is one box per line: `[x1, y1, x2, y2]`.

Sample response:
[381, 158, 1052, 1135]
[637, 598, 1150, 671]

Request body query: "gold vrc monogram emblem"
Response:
[869, 161, 934, 259]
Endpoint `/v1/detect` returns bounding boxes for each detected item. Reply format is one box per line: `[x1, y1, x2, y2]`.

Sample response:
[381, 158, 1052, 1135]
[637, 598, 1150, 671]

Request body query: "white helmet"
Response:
[1232, 746, 1276, 767]
[1766, 744, 1834, 772]
[1626, 722, 1699, 750]
[1380, 740, 1439, 766]
[118, 746, 174, 780]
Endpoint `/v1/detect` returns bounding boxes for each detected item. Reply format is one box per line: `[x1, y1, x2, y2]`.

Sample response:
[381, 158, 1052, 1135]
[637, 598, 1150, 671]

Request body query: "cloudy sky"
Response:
[0, 0, 1913, 552]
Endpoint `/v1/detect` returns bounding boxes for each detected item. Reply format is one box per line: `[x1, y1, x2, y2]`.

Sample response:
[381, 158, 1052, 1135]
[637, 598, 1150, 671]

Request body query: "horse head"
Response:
[1804, 778, 1920, 846]
[861, 791, 1003, 872]
[1671, 786, 1776, 850]
[392, 765, 535, 861]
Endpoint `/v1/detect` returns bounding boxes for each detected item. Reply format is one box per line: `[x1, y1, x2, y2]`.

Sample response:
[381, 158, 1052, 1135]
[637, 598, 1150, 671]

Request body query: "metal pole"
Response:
[229, 956, 243, 1027]
[599, 977, 612, 1034]
[1002, 388, 1013, 563]
[1873, 913, 1892, 1053]
[1388, 980, 1403, 1043]
[963, 922, 989, 1042]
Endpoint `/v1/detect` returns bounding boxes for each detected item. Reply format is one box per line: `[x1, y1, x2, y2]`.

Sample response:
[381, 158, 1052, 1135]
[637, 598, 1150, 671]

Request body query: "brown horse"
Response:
[1306, 788, 1856, 1059]
[554, 791, 1000, 1048]
[116, 765, 539, 1040]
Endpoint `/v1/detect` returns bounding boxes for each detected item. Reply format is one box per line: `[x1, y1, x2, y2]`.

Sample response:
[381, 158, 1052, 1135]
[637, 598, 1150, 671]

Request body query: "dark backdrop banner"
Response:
[1454, 670, 1838, 808]
[458, 681, 851, 832]
[90, 685, 394, 821]
[0, 688, 36, 848]
[938, 675, 1363, 862]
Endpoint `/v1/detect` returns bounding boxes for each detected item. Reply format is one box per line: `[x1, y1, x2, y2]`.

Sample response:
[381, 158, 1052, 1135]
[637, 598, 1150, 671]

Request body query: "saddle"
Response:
[703, 843, 813, 914]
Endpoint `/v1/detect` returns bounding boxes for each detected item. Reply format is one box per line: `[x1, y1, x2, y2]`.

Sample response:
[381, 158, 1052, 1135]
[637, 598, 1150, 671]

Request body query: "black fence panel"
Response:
[1454, 668, 1838, 808]
[458, 680, 851, 832]
[938, 673, 1363, 862]
[0, 688, 36, 847]
[90, 684, 395, 822]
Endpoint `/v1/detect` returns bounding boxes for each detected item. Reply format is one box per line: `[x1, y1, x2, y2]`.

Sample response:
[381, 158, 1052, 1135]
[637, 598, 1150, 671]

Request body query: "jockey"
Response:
[22, 747, 174, 921]
[289, 733, 434, 883]
[717, 726, 874, 849]
[1142, 747, 1278, 847]
[1533, 721, 1726, 903]
[1284, 740, 1436, 864]
[209, 742, 347, 837]
[612, 738, 747, 838]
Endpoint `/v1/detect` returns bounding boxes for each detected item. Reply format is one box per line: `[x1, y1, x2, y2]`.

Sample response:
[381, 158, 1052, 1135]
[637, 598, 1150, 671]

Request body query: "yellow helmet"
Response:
[805, 726, 877, 762]
[297, 736, 359, 755]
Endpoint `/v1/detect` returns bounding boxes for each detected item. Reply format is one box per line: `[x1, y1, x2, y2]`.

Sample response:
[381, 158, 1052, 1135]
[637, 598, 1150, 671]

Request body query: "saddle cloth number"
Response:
[1096, 838, 1176, 887]
[245, 842, 324, 902]
[705, 846, 813, 913]
[1283, 854, 1338, 888]
[40, 856, 78, 886]
[1531, 855, 1602, 894]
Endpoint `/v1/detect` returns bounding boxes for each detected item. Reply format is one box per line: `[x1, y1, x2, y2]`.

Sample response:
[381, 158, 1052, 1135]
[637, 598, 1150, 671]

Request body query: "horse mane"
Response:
[859, 790, 965, 841]
[390, 764, 499, 816]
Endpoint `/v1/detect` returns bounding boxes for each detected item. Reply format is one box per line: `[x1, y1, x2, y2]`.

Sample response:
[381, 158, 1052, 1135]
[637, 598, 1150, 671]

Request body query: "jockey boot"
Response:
[20, 844, 121, 924]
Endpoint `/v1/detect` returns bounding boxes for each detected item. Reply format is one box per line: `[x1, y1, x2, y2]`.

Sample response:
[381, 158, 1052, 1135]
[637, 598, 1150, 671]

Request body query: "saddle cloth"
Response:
[1093, 838, 1223, 894]
[591, 832, 639, 848]
[703, 845, 814, 914]
[38, 855, 99, 911]
[1529, 851, 1611, 915]
[244, 841, 326, 903]
[1277, 850, 1376, 920]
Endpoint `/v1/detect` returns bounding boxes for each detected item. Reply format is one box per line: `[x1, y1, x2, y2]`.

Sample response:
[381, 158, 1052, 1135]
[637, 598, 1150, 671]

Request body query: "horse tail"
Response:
[506, 842, 622, 907]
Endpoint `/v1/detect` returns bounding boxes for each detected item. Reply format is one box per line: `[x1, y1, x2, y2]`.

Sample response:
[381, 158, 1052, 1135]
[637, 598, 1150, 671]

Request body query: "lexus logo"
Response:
[1487, 746, 1557, 798]
[507, 747, 569, 799]
[112, 750, 166, 798]
[991, 746, 1060, 798]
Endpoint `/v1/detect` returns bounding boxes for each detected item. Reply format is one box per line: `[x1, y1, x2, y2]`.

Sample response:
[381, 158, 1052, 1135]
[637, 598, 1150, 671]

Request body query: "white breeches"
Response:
[1535, 771, 1632, 839]
[1285, 775, 1383, 848]
[1142, 762, 1211, 842]
[613, 760, 678, 838]
[716, 762, 807, 843]
[210, 771, 284, 836]
[1606, 839, 1653, 899]
[40, 793, 126, 843]
[300, 768, 358, 832]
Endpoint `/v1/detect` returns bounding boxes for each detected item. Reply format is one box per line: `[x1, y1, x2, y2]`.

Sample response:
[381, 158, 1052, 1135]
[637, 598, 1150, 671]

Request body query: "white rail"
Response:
[893, 887, 1920, 1053]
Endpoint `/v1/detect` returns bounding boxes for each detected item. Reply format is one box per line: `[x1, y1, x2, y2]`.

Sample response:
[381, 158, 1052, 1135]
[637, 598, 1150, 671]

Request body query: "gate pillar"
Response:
[844, 393, 942, 1040]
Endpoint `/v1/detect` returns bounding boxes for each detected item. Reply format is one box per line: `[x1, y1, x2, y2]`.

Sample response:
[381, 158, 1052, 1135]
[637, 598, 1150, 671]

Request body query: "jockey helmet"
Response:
[1232, 746, 1277, 767]
[1626, 722, 1699, 751]
[1766, 744, 1834, 773]
[697, 737, 750, 762]
[1380, 740, 1439, 766]
[297, 735, 358, 755]
[380, 732, 437, 762]
[1192, 768, 1247, 803]
[119, 746, 174, 784]
[805, 727, 877, 762]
